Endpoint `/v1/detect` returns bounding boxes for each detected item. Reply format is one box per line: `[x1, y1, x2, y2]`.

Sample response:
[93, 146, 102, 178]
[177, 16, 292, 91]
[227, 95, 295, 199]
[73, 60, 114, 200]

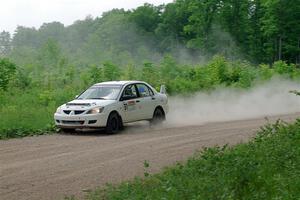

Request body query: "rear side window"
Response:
[136, 84, 153, 97]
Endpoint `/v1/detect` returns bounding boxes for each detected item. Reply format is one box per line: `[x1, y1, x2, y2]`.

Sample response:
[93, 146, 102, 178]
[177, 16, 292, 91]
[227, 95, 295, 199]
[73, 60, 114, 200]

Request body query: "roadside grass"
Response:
[84, 119, 300, 200]
[0, 87, 77, 139]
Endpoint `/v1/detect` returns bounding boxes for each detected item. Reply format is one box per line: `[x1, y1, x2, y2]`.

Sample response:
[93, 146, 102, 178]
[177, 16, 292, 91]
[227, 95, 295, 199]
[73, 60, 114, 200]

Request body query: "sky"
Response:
[0, 0, 173, 34]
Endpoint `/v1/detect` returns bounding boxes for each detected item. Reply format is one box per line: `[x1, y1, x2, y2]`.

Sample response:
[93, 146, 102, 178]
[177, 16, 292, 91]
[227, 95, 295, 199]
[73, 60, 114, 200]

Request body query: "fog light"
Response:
[88, 120, 97, 124]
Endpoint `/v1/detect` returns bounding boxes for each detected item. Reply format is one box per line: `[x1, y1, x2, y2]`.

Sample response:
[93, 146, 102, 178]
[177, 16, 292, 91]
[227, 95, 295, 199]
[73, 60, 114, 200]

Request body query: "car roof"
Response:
[93, 80, 145, 86]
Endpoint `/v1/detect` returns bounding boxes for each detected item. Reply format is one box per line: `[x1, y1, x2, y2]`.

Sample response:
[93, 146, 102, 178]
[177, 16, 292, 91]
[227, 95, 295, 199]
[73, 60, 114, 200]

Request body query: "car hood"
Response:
[60, 99, 115, 110]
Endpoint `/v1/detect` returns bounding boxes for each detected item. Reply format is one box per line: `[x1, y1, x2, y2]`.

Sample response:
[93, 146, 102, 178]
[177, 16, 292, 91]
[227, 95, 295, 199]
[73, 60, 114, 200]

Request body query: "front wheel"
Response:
[150, 108, 165, 126]
[106, 112, 120, 134]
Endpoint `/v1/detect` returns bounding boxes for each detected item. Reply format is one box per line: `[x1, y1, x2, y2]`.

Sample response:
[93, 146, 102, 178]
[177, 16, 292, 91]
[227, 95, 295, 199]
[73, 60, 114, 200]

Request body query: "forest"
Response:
[0, 0, 300, 138]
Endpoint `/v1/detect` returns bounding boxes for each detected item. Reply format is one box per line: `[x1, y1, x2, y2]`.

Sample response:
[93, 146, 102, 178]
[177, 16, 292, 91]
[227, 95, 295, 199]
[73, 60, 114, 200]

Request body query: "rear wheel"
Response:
[150, 107, 165, 126]
[106, 112, 120, 134]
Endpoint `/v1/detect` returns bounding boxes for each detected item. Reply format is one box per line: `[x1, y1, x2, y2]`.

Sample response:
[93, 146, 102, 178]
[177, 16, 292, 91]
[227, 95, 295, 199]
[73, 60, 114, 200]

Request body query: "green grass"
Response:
[0, 87, 78, 139]
[84, 119, 300, 200]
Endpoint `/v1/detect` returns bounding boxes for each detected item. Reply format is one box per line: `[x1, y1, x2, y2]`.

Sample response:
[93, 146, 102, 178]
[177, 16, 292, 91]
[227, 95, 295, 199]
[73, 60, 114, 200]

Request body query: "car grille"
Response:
[74, 110, 85, 115]
[63, 110, 85, 115]
[62, 120, 84, 125]
[63, 110, 71, 114]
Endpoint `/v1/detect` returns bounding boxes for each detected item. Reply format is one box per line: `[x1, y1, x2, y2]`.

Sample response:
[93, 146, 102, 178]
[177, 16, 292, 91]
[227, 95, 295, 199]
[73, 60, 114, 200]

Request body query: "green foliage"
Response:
[206, 55, 229, 85]
[1, 0, 300, 139]
[0, 31, 11, 56]
[103, 62, 121, 81]
[141, 62, 158, 86]
[14, 68, 32, 89]
[38, 90, 54, 106]
[6, 0, 300, 68]
[184, 0, 220, 49]
[86, 119, 300, 200]
[1, 56, 300, 140]
[273, 60, 295, 76]
[229, 61, 256, 88]
[122, 64, 137, 80]
[89, 65, 104, 83]
[0, 58, 16, 90]
[130, 3, 162, 33]
[38, 39, 63, 69]
[0, 124, 56, 140]
[258, 64, 274, 80]
[0, 86, 79, 139]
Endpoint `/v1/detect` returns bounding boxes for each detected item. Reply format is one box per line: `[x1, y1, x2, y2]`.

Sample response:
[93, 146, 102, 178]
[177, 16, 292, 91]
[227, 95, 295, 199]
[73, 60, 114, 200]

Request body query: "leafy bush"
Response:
[0, 58, 16, 90]
[273, 60, 295, 76]
[85, 119, 300, 200]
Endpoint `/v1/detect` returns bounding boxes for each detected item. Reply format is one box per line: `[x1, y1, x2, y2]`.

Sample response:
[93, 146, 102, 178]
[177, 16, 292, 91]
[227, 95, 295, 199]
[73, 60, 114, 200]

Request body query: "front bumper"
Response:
[54, 112, 108, 128]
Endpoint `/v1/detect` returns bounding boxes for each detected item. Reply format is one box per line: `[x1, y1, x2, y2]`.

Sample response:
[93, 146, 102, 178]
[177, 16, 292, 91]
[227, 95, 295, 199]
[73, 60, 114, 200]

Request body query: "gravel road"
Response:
[1, 113, 299, 200]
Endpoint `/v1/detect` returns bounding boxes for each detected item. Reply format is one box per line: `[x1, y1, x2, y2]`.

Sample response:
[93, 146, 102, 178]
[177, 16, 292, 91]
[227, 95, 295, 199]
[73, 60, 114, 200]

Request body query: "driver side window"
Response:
[121, 84, 138, 100]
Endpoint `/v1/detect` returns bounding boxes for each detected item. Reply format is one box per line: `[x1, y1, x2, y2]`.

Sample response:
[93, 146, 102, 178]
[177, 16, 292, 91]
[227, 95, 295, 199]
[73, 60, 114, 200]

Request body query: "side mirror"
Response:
[160, 85, 166, 94]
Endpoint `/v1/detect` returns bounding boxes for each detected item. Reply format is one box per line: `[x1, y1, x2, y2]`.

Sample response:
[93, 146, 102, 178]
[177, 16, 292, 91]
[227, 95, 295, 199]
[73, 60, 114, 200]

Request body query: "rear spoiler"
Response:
[160, 85, 166, 94]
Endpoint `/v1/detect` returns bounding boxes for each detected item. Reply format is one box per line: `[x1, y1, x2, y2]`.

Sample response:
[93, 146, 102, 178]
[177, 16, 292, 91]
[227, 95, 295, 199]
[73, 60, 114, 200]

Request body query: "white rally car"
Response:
[54, 81, 168, 134]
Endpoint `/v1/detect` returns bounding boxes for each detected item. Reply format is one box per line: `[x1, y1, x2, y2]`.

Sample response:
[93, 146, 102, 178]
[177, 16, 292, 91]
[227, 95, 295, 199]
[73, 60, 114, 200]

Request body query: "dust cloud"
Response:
[166, 78, 300, 127]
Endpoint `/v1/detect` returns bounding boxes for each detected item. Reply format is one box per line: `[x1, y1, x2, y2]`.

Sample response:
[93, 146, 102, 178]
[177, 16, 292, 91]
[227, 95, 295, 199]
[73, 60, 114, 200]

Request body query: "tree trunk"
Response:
[297, 37, 300, 65]
[278, 35, 282, 60]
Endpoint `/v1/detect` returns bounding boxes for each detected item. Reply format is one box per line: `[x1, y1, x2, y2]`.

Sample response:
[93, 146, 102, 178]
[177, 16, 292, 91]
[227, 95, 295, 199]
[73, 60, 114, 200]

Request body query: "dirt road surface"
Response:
[1, 113, 299, 200]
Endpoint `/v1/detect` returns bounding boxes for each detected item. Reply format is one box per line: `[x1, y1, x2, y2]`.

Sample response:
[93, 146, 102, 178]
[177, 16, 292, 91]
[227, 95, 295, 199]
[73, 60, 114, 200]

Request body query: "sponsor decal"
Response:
[128, 100, 136, 105]
[124, 100, 136, 111]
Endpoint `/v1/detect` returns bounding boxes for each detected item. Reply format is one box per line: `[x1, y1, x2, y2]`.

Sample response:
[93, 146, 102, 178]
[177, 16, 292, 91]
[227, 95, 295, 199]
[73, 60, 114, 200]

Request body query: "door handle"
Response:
[151, 97, 156, 100]
[136, 100, 140, 103]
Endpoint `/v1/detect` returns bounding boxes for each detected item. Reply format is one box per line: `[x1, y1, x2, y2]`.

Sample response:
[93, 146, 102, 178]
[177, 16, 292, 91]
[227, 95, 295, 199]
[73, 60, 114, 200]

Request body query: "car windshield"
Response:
[77, 85, 122, 100]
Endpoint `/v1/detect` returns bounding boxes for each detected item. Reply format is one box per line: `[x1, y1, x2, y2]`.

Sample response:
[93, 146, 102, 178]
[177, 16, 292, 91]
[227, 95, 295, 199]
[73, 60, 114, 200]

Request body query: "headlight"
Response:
[87, 107, 104, 114]
[56, 107, 62, 114]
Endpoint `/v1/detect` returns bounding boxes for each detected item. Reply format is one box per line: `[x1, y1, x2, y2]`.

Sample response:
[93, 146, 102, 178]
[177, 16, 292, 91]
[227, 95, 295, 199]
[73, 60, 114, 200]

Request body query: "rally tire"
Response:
[106, 112, 120, 134]
[150, 107, 165, 126]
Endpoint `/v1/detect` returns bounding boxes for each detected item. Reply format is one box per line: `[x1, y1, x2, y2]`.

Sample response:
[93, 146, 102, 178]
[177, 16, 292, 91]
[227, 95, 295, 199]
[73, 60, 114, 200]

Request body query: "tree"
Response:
[184, 0, 221, 49]
[122, 63, 137, 80]
[39, 39, 62, 68]
[38, 22, 65, 42]
[155, 1, 191, 51]
[130, 3, 162, 33]
[12, 26, 39, 48]
[103, 62, 120, 81]
[261, 0, 300, 63]
[0, 31, 11, 57]
[4, 0, 300, 66]
[160, 55, 179, 81]
[0, 58, 16, 90]
[89, 65, 104, 83]
[141, 62, 157, 85]
[247, 0, 265, 63]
